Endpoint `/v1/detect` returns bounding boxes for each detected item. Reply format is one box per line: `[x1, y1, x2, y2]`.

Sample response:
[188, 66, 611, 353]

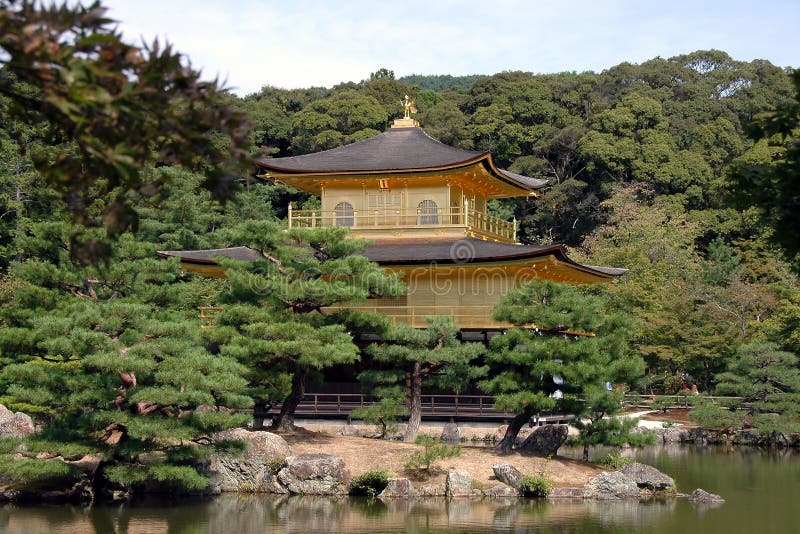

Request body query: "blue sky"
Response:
[103, 0, 798, 96]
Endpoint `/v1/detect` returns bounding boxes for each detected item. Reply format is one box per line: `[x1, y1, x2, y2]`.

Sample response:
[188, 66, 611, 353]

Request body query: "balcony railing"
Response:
[336, 304, 505, 329]
[288, 203, 517, 242]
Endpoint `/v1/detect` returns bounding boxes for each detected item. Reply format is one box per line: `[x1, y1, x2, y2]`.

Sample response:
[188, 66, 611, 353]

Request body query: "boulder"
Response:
[209, 429, 291, 493]
[277, 453, 350, 495]
[440, 423, 460, 445]
[484, 484, 519, 498]
[617, 462, 675, 492]
[0, 404, 35, 438]
[548, 487, 584, 499]
[583, 471, 640, 500]
[378, 478, 419, 499]
[517, 425, 568, 456]
[689, 488, 725, 503]
[418, 484, 446, 497]
[661, 427, 690, 444]
[732, 429, 761, 446]
[445, 470, 472, 498]
[338, 425, 360, 437]
[492, 463, 523, 489]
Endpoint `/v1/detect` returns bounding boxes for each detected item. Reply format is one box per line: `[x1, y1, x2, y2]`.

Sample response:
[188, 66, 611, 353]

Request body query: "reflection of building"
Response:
[159, 115, 624, 331]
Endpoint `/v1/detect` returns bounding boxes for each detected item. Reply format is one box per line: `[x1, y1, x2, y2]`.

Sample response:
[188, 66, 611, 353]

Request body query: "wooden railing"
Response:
[255, 393, 514, 420]
[336, 304, 503, 329]
[288, 204, 516, 242]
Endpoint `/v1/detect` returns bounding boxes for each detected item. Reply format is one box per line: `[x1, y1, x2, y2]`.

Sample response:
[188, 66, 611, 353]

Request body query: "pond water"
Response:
[1, 444, 798, 533]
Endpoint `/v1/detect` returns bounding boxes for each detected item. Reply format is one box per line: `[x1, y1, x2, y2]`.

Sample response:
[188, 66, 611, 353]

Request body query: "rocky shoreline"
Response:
[0, 427, 724, 506]
[641, 426, 800, 448]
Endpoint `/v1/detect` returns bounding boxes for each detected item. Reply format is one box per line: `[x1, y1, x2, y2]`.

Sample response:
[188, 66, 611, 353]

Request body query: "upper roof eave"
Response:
[255, 127, 548, 192]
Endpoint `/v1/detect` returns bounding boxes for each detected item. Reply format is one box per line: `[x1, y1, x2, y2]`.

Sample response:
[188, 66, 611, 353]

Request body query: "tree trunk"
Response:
[583, 443, 590, 462]
[495, 408, 533, 454]
[403, 362, 422, 442]
[272, 368, 306, 432]
[252, 399, 269, 430]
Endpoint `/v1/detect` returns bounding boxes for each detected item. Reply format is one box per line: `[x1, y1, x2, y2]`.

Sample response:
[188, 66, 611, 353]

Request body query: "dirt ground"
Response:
[625, 407, 695, 425]
[278, 426, 604, 489]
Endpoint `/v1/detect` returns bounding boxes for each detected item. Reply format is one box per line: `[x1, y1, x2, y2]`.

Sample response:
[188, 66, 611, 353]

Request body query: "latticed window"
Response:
[418, 200, 438, 224]
[367, 191, 402, 209]
[334, 201, 354, 227]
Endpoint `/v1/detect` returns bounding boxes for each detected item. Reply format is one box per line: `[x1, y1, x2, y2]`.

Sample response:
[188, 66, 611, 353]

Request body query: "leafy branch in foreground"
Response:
[0, 0, 251, 263]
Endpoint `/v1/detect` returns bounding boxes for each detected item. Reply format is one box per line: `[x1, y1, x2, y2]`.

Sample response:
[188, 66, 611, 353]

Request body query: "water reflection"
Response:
[0, 494, 681, 533]
[1, 445, 799, 533]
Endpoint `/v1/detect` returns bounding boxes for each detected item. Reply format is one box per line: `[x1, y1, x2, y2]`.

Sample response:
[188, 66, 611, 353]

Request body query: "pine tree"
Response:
[481, 279, 644, 456]
[209, 222, 404, 431]
[360, 317, 485, 442]
[0, 225, 252, 491]
[714, 342, 800, 436]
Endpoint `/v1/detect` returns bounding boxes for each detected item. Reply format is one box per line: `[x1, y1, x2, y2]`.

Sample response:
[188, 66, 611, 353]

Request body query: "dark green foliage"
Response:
[597, 451, 633, 469]
[0, 1, 251, 262]
[689, 398, 745, 431]
[482, 279, 644, 454]
[694, 342, 800, 436]
[518, 474, 552, 498]
[573, 414, 656, 462]
[209, 223, 404, 430]
[404, 434, 460, 472]
[361, 317, 485, 442]
[349, 394, 407, 439]
[518, 456, 553, 498]
[398, 74, 485, 92]
[348, 470, 389, 497]
[729, 69, 800, 270]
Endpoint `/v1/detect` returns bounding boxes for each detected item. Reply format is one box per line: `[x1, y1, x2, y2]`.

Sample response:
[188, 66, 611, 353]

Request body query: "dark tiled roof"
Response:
[156, 247, 263, 264]
[362, 238, 559, 264]
[256, 127, 548, 191]
[157, 239, 626, 278]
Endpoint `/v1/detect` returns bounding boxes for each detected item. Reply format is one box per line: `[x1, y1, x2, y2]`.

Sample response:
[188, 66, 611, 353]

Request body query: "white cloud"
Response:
[102, 0, 799, 95]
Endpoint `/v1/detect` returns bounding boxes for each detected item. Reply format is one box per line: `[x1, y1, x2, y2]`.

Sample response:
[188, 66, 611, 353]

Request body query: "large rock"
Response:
[277, 453, 350, 495]
[583, 471, 640, 500]
[0, 404, 35, 438]
[517, 425, 568, 456]
[661, 427, 690, 444]
[732, 429, 761, 446]
[484, 484, 519, 498]
[378, 478, 419, 499]
[440, 423, 460, 445]
[209, 429, 291, 493]
[445, 470, 472, 498]
[617, 462, 676, 492]
[492, 463, 523, 488]
[689, 488, 725, 503]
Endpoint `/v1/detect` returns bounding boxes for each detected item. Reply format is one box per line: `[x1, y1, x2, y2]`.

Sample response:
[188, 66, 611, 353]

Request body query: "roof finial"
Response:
[401, 94, 417, 119]
[392, 94, 420, 128]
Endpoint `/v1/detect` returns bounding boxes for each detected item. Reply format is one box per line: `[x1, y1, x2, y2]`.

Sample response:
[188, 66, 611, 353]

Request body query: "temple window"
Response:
[418, 199, 439, 224]
[334, 201, 354, 227]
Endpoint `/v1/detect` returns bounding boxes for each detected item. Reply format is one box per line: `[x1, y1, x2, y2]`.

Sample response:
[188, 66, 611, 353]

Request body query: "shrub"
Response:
[518, 456, 552, 498]
[597, 451, 632, 468]
[350, 397, 407, 439]
[348, 470, 389, 497]
[518, 474, 552, 498]
[404, 434, 461, 471]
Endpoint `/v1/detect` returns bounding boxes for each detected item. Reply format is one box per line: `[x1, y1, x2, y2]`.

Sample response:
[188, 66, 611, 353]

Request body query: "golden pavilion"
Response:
[159, 110, 624, 331]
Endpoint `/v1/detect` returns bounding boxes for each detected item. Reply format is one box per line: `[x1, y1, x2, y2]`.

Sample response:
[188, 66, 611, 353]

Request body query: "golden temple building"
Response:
[159, 113, 624, 331]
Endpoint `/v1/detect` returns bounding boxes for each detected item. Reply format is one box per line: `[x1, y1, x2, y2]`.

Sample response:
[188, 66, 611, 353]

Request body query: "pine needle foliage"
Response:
[208, 222, 404, 430]
[482, 279, 645, 455]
